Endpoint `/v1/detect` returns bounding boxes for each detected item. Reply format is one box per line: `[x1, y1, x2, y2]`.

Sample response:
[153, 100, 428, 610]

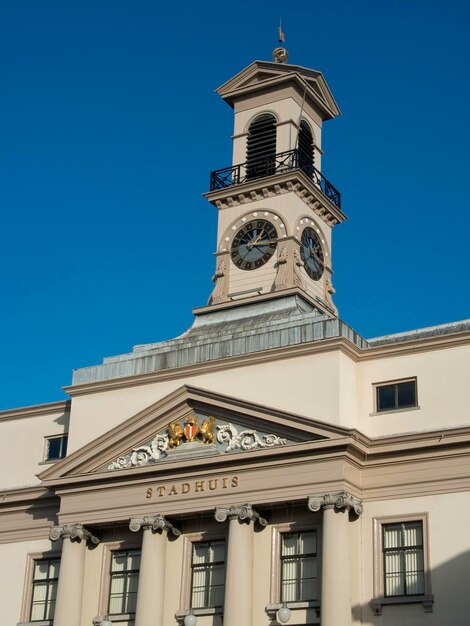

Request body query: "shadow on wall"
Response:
[352, 549, 470, 625]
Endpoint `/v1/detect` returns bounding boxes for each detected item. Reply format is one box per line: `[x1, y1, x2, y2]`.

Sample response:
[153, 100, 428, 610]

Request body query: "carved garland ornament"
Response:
[107, 416, 287, 471]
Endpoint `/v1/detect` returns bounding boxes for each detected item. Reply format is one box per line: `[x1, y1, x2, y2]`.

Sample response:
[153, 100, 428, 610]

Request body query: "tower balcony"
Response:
[209, 148, 341, 210]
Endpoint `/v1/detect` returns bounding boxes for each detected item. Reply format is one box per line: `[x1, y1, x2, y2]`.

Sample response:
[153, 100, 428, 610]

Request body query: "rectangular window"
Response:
[30, 558, 60, 622]
[383, 522, 424, 597]
[281, 530, 318, 602]
[376, 379, 417, 412]
[108, 549, 141, 615]
[45, 435, 68, 461]
[191, 540, 225, 609]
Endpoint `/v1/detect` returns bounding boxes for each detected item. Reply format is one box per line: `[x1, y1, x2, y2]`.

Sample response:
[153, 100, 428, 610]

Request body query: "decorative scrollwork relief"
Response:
[308, 492, 363, 516]
[216, 423, 287, 452]
[106, 418, 289, 471]
[107, 433, 169, 470]
[129, 514, 180, 536]
[215, 504, 267, 526]
[49, 523, 100, 544]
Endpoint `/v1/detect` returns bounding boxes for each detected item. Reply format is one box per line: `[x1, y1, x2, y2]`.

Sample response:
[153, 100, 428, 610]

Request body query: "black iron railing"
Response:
[209, 149, 341, 209]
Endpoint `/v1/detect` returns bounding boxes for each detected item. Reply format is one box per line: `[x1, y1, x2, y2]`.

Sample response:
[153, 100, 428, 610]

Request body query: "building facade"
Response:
[1, 53, 470, 626]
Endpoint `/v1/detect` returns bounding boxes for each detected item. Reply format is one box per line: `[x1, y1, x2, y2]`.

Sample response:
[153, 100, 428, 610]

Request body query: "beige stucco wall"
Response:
[0, 406, 69, 489]
[66, 350, 345, 454]
[63, 339, 470, 454]
[3, 339, 469, 481]
[0, 537, 53, 625]
[360, 491, 470, 626]
[357, 343, 470, 436]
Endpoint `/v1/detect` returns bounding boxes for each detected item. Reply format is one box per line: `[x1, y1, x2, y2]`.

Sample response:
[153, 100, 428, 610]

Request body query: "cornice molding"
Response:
[192, 287, 335, 318]
[49, 522, 100, 544]
[40, 385, 350, 483]
[129, 514, 180, 536]
[0, 400, 70, 423]
[215, 503, 267, 526]
[203, 168, 346, 227]
[63, 331, 470, 398]
[63, 337, 360, 397]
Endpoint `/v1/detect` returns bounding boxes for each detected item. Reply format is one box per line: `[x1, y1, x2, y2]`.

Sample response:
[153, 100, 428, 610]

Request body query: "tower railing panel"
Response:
[209, 149, 341, 209]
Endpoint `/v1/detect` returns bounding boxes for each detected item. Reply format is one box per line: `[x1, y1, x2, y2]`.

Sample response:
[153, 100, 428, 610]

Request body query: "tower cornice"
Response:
[204, 168, 347, 228]
[216, 60, 340, 120]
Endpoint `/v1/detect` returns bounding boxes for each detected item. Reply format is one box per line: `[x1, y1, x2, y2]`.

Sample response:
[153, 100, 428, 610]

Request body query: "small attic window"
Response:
[246, 113, 277, 180]
[44, 434, 68, 462]
[298, 120, 314, 175]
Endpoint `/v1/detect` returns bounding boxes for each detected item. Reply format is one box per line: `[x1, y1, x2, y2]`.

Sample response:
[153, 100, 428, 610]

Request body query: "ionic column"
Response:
[215, 504, 267, 626]
[49, 523, 99, 626]
[308, 492, 363, 626]
[130, 514, 180, 626]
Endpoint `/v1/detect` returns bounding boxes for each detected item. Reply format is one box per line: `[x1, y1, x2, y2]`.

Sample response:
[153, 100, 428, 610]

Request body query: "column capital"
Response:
[215, 504, 267, 526]
[308, 492, 363, 516]
[49, 523, 100, 544]
[129, 514, 181, 536]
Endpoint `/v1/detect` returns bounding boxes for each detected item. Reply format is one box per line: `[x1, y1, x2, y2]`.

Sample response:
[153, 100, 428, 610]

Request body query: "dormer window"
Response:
[298, 120, 314, 176]
[246, 113, 277, 180]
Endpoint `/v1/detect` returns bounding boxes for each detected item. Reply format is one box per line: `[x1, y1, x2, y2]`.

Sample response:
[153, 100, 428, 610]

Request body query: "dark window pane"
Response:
[383, 522, 424, 597]
[46, 436, 67, 460]
[397, 381, 416, 408]
[377, 385, 395, 410]
[377, 381, 417, 412]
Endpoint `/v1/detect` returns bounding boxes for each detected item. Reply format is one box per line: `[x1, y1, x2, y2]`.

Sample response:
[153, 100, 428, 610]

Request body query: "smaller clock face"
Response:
[231, 219, 278, 270]
[300, 227, 324, 280]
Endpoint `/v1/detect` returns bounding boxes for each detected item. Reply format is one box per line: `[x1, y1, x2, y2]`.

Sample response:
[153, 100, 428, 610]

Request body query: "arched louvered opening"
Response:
[246, 113, 277, 180]
[298, 120, 314, 176]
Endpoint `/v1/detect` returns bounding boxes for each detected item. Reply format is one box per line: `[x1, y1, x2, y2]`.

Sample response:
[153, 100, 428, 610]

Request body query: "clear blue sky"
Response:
[1, 1, 469, 410]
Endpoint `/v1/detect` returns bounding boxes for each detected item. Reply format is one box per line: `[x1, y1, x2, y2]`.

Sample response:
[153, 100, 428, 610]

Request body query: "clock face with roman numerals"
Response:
[230, 219, 278, 270]
[300, 227, 324, 280]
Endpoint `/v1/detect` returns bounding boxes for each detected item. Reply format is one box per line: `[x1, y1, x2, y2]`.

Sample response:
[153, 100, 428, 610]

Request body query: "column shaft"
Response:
[321, 506, 351, 626]
[53, 536, 87, 626]
[224, 516, 254, 626]
[134, 527, 168, 626]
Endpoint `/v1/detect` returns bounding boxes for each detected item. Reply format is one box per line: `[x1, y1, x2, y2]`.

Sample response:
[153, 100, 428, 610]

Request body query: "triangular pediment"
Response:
[39, 385, 350, 485]
[216, 60, 340, 119]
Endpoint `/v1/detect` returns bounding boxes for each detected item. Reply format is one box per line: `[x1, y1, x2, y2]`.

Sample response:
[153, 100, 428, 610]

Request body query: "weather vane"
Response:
[273, 18, 288, 63]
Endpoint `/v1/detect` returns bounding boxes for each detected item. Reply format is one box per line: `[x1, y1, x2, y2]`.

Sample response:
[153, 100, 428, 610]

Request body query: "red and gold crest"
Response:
[183, 415, 198, 442]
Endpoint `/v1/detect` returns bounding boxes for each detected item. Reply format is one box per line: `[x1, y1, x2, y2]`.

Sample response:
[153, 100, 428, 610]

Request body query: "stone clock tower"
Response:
[201, 56, 346, 318]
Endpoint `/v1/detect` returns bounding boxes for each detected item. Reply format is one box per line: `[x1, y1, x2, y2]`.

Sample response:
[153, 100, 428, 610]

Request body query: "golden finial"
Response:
[273, 18, 288, 63]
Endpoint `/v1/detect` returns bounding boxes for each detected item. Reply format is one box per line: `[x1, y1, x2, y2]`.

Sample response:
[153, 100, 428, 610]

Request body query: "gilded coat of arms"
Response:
[168, 415, 216, 448]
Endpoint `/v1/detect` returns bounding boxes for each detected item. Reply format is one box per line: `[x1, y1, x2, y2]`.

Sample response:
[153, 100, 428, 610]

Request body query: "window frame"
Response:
[20, 551, 61, 626]
[190, 539, 226, 610]
[371, 513, 433, 615]
[267, 522, 320, 621]
[177, 531, 226, 618]
[280, 529, 319, 604]
[98, 540, 141, 621]
[107, 548, 141, 616]
[43, 434, 68, 462]
[372, 378, 418, 414]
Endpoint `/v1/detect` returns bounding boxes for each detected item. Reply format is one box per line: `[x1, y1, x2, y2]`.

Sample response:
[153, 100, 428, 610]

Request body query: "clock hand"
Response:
[247, 231, 267, 249]
[253, 239, 277, 246]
